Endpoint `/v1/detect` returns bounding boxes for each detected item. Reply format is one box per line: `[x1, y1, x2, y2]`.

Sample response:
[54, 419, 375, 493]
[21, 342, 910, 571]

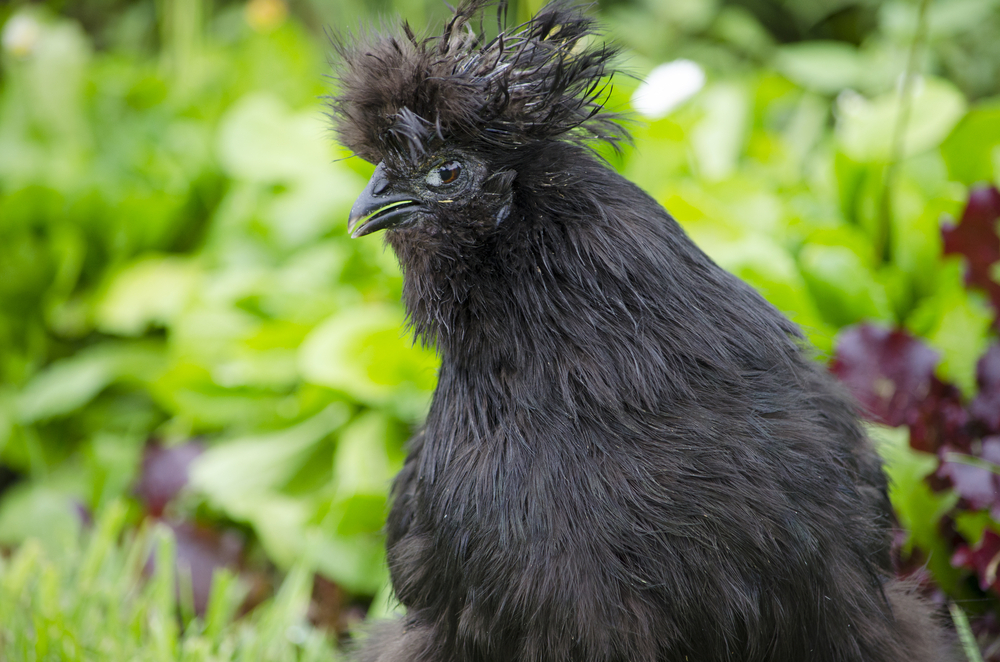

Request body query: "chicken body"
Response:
[332, 4, 954, 661]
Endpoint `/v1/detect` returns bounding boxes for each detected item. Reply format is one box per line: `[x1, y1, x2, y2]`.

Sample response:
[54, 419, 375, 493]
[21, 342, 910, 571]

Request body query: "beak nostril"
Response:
[373, 178, 390, 196]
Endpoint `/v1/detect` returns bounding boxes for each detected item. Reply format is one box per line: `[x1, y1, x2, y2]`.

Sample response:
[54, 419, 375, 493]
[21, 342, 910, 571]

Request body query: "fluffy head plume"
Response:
[329, 0, 625, 164]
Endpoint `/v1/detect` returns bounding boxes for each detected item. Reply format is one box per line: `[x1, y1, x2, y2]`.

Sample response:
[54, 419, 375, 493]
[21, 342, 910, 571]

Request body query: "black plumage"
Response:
[330, 2, 954, 660]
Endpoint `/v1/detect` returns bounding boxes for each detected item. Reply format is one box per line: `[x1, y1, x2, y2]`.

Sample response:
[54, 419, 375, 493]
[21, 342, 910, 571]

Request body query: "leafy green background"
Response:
[1, 0, 999, 656]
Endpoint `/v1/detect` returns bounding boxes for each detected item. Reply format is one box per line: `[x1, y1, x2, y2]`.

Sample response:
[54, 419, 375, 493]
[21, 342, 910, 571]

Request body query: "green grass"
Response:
[0, 503, 339, 662]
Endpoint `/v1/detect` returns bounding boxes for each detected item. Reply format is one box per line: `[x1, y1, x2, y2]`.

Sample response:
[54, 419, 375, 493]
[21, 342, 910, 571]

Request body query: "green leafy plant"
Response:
[0, 502, 338, 661]
[1, 0, 1000, 654]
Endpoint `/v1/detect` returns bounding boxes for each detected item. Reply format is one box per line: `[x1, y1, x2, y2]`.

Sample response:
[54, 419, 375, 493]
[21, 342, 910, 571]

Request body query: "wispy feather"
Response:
[329, 0, 625, 164]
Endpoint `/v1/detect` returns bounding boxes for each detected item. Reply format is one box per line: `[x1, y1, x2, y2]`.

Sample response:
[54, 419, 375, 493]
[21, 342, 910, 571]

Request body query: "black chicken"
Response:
[330, 2, 952, 660]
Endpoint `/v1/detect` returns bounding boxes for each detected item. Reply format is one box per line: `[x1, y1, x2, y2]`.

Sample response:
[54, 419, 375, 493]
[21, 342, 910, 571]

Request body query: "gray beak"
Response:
[348, 163, 421, 238]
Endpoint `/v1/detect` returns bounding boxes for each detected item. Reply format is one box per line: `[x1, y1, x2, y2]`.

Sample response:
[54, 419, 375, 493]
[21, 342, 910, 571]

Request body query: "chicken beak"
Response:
[348, 163, 421, 238]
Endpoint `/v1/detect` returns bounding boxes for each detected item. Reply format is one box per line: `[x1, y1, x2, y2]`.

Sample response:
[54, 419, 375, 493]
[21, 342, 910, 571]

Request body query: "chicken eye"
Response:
[426, 161, 462, 188]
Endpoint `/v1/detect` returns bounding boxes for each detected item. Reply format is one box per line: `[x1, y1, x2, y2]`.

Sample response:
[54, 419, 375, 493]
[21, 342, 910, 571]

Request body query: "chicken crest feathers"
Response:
[329, 0, 625, 163]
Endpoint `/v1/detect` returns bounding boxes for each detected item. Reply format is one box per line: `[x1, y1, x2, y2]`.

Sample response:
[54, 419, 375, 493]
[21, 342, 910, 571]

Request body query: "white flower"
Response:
[631, 59, 706, 119]
[2, 13, 42, 58]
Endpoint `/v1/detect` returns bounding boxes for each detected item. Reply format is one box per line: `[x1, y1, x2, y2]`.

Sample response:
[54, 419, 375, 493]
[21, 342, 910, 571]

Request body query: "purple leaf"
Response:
[135, 441, 204, 517]
[938, 437, 1000, 520]
[953, 529, 1000, 593]
[831, 325, 939, 427]
[172, 520, 244, 615]
[942, 185, 1000, 314]
[909, 379, 970, 454]
[145, 519, 245, 616]
[972, 343, 1000, 434]
[73, 500, 94, 528]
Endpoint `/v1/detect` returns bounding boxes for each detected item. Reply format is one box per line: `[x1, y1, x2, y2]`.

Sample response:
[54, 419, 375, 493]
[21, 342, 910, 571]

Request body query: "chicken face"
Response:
[348, 149, 513, 239]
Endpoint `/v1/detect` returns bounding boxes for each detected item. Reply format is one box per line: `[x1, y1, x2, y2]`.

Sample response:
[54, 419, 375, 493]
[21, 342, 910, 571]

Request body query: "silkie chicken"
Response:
[329, 2, 954, 660]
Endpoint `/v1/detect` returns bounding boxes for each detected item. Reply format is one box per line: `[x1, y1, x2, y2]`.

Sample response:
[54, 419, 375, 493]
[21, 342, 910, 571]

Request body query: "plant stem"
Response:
[876, 0, 932, 263]
[950, 601, 985, 662]
[158, 0, 205, 92]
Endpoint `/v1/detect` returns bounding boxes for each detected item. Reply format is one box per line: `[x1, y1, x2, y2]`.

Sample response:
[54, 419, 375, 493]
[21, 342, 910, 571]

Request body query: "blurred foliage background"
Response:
[1, 0, 1000, 658]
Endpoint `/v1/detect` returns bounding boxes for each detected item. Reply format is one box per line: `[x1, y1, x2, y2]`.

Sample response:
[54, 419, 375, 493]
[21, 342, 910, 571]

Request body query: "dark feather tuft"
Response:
[329, 0, 625, 164]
